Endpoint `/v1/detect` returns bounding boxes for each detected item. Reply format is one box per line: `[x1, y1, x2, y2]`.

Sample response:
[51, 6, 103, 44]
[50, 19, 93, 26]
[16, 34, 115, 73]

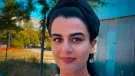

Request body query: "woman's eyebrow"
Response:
[70, 32, 85, 37]
[51, 33, 62, 37]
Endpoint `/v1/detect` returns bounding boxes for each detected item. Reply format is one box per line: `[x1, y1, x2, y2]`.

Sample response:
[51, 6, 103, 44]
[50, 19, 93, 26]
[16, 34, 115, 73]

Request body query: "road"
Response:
[25, 48, 53, 55]
[25, 48, 55, 63]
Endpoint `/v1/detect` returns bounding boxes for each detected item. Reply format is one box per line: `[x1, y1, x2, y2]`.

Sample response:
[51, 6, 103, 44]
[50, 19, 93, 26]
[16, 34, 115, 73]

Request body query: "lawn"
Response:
[0, 50, 54, 62]
[0, 50, 57, 76]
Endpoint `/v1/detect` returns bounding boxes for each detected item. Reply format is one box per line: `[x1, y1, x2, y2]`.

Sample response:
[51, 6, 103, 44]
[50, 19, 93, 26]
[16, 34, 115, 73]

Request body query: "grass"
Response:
[0, 59, 57, 76]
[0, 50, 57, 76]
[0, 50, 54, 61]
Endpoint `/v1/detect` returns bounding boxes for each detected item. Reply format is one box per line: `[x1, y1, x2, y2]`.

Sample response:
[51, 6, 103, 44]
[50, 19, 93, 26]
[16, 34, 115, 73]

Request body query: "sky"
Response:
[0, 0, 4, 7]
[16, 0, 44, 19]
[30, 4, 43, 19]
[0, 0, 135, 20]
[29, 0, 51, 19]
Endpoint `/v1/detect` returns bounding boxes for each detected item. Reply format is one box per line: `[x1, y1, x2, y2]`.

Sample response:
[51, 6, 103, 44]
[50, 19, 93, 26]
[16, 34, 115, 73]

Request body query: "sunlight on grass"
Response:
[0, 50, 54, 61]
[0, 50, 57, 76]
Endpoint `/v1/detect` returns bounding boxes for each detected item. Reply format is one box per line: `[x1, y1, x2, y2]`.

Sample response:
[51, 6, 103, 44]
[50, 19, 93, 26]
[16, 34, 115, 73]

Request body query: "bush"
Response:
[45, 30, 51, 51]
[45, 39, 51, 51]
[10, 38, 24, 48]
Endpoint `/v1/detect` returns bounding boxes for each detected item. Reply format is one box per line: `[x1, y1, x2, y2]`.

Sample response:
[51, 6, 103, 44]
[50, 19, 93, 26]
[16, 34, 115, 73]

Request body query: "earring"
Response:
[89, 58, 94, 63]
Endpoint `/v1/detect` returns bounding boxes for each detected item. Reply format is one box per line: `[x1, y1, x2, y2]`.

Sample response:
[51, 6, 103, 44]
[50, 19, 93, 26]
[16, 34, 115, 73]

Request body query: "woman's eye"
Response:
[53, 38, 62, 42]
[72, 38, 82, 42]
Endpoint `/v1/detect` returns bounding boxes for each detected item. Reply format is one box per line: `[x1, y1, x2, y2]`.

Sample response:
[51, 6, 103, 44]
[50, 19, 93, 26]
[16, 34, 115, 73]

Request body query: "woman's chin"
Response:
[60, 67, 78, 73]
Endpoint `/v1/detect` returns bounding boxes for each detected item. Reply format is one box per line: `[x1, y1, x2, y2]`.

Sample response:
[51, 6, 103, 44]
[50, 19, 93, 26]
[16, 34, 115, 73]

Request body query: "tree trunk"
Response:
[6, 30, 10, 60]
[0, 32, 1, 48]
[40, 18, 46, 76]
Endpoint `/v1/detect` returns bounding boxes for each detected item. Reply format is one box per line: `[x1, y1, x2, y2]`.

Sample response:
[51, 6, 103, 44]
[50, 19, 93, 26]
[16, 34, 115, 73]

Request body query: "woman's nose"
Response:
[61, 40, 73, 53]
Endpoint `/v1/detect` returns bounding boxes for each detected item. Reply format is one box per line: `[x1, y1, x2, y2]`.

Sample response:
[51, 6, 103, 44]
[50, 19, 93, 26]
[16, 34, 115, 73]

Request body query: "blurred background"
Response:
[0, 0, 134, 76]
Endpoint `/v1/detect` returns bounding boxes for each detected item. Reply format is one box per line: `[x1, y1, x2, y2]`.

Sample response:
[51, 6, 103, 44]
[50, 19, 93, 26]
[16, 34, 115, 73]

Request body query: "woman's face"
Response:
[51, 16, 94, 73]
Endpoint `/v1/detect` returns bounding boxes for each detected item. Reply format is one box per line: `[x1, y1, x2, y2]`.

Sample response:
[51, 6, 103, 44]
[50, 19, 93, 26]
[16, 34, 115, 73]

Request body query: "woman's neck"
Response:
[59, 65, 90, 76]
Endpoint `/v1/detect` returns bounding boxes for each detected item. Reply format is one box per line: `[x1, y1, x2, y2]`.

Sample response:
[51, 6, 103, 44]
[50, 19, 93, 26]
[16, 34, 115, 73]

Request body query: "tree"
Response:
[38, 0, 49, 76]
[0, 29, 40, 48]
[0, 0, 35, 60]
[10, 34, 24, 48]
[26, 30, 40, 46]
[88, 0, 108, 10]
[0, 0, 35, 30]
[0, 30, 29, 48]
[22, 20, 34, 30]
[18, 30, 30, 48]
[45, 30, 51, 50]
[0, 32, 2, 46]
[0, 30, 7, 44]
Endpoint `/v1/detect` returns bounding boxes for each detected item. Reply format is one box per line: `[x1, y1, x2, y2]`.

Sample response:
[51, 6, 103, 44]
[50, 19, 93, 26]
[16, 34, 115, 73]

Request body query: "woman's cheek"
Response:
[52, 44, 61, 54]
[74, 43, 90, 56]
[72, 42, 89, 50]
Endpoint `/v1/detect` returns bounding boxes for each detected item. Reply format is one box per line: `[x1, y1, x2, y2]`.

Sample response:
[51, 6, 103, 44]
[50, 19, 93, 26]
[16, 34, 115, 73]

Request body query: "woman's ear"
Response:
[89, 39, 97, 54]
[91, 39, 97, 47]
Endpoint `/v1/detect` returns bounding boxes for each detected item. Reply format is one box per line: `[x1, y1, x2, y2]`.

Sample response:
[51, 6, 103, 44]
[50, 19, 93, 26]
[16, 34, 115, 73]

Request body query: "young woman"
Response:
[46, 0, 100, 76]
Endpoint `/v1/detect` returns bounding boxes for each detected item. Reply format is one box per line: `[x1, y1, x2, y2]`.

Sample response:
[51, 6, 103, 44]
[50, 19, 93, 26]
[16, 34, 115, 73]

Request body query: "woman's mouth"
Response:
[61, 57, 76, 63]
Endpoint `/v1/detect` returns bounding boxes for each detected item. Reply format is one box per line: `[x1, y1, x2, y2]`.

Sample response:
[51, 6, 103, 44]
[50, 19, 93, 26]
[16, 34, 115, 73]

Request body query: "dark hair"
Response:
[46, 0, 100, 42]
[47, 7, 97, 42]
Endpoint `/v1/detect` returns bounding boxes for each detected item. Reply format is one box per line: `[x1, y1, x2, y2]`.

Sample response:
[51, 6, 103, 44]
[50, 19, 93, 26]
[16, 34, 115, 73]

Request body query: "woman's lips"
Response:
[61, 57, 76, 63]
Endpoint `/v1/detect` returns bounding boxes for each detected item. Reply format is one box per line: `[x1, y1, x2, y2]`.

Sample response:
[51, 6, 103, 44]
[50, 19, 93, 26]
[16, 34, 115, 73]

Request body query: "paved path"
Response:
[25, 48, 53, 55]
[25, 48, 55, 63]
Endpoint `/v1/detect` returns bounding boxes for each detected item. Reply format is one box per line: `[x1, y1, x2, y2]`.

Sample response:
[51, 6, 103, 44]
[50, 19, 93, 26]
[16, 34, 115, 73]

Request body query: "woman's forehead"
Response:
[51, 16, 89, 37]
[51, 32, 85, 38]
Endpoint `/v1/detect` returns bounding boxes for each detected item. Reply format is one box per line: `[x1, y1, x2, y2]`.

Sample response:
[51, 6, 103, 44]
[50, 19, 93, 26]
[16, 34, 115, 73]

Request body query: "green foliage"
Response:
[26, 30, 40, 46]
[0, 29, 40, 48]
[45, 30, 51, 50]
[9, 30, 30, 48]
[45, 39, 51, 50]
[10, 38, 24, 48]
[87, 0, 108, 10]
[0, 33, 2, 44]
[38, 29, 51, 50]
[22, 20, 34, 30]
[19, 31, 30, 45]
[0, 0, 35, 30]
[38, 0, 49, 15]
[0, 30, 7, 44]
